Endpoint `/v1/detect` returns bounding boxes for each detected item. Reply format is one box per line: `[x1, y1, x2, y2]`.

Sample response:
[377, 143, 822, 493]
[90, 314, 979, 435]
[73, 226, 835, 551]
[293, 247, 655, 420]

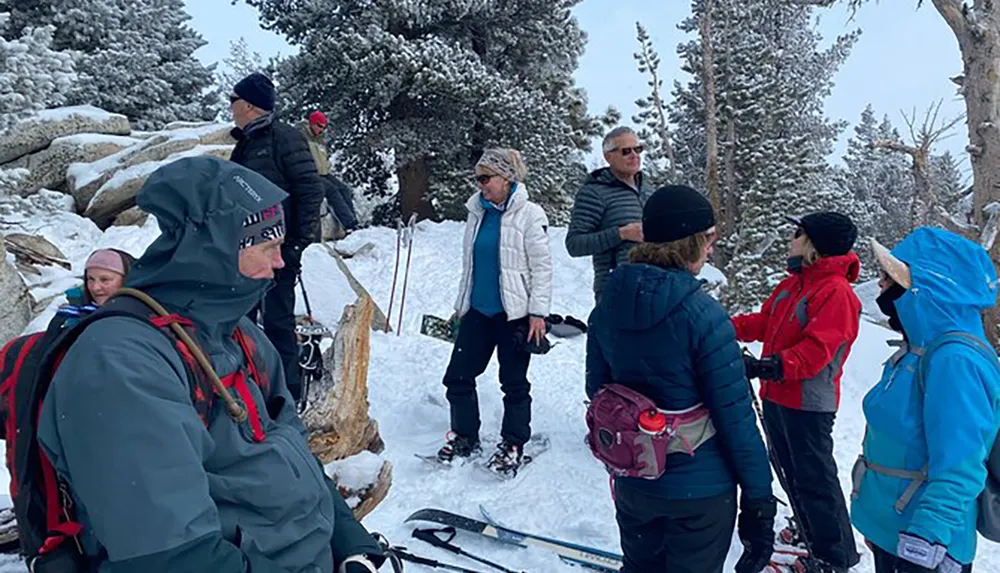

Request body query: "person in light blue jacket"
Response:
[851, 227, 1000, 573]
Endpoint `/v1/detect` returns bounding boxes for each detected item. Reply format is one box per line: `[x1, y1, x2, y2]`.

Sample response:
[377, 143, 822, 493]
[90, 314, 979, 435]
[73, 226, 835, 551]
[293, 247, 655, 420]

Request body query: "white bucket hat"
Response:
[870, 238, 912, 289]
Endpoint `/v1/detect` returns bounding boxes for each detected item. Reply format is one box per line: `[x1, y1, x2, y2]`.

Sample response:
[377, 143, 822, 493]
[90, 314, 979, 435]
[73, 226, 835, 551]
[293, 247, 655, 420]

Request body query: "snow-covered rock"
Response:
[0, 239, 31, 348]
[4, 134, 140, 197]
[83, 144, 234, 227]
[0, 106, 130, 165]
[112, 206, 148, 227]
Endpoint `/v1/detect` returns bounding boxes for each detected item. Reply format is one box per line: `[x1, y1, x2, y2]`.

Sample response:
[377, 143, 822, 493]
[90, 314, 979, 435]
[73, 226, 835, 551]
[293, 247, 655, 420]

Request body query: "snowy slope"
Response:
[0, 220, 998, 572]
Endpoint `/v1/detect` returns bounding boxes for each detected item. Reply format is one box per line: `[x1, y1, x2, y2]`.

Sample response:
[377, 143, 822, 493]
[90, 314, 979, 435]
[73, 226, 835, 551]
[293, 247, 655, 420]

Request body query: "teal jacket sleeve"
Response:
[38, 318, 285, 573]
[906, 346, 1000, 548]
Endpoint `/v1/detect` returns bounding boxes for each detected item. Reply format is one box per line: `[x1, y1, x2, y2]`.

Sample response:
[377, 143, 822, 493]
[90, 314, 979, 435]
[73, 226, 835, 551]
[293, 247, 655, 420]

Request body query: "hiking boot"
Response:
[485, 439, 525, 476]
[436, 433, 481, 462]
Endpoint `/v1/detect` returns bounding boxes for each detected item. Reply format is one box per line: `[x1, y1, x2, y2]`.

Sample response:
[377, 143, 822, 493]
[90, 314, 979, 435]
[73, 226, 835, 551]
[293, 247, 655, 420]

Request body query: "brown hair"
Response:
[629, 231, 712, 269]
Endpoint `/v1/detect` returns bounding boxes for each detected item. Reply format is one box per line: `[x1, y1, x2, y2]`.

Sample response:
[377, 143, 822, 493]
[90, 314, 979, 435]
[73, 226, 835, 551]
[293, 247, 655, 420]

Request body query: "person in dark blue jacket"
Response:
[586, 185, 776, 573]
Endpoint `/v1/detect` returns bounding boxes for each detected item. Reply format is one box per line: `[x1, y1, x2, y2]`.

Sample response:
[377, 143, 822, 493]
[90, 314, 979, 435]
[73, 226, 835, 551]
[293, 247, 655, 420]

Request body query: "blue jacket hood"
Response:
[892, 227, 999, 345]
[125, 157, 288, 343]
[600, 263, 703, 331]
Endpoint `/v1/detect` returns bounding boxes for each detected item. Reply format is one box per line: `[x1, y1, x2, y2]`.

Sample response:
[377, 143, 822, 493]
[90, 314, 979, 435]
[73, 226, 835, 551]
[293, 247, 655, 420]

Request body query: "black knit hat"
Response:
[788, 212, 858, 256]
[233, 73, 275, 112]
[642, 185, 716, 243]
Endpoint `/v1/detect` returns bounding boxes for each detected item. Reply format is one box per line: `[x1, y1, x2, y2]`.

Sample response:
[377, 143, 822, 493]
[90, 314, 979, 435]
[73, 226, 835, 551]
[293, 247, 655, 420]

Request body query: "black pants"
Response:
[614, 484, 735, 573]
[763, 401, 858, 568]
[250, 247, 302, 400]
[322, 175, 357, 230]
[442, 309, 531, 445]
[870, 542, 972, 572]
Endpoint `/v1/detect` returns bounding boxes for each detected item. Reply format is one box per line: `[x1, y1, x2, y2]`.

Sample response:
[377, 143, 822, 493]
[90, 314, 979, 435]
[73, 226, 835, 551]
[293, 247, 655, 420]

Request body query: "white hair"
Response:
[602, 126, 638, 153]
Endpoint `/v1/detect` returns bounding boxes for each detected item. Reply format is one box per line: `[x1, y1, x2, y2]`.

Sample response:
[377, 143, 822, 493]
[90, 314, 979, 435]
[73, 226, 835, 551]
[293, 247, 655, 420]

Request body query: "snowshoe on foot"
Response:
[436, 433, 482, 463]
[485, 439, 530, 477]
[778, 516, 805, 548]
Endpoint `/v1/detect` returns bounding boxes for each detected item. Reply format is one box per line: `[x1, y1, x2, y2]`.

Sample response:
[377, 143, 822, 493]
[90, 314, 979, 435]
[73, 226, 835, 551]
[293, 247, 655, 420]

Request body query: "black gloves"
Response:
[735, 494, 777, 573]
[743, 354, 784, 381]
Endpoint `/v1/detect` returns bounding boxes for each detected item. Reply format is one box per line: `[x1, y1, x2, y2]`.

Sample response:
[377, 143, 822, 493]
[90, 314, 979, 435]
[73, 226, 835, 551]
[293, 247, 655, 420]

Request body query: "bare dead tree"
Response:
[871, 102, 965, 233]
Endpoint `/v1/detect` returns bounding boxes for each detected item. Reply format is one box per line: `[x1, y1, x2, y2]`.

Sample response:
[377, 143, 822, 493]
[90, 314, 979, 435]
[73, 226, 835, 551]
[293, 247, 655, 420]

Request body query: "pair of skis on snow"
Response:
[402, 505, 810, 573]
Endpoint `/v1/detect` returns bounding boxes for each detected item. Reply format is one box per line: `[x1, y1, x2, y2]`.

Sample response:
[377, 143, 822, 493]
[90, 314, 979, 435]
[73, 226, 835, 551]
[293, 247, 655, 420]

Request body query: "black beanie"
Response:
[233, 73, 275, 112]
[642, 185, 716, 243]
[788, 212, 857, 256]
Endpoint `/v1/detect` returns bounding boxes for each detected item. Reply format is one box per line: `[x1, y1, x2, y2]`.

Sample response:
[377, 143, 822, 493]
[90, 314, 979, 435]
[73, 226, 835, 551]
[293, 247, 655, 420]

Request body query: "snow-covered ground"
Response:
[0, 217, 998, 572]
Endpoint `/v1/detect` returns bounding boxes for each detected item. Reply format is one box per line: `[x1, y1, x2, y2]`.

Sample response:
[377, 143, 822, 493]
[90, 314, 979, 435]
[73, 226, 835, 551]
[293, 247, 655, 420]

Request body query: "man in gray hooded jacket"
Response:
[35, 157, 385, 573]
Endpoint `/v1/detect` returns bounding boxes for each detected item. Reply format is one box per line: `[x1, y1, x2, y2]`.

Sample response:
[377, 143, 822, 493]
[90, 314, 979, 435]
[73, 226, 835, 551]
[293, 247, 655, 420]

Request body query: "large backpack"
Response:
[584, 383, 716, 480]
[0, 288, 270, 571]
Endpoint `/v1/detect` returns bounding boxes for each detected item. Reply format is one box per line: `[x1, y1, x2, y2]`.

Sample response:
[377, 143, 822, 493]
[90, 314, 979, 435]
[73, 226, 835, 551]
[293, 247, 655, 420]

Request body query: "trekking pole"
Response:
[385, 219, 403, 331]
[413, 527, 525, 573]
[298, 271, 314, 321]
[396, 212, 418, 335]
[390, 545, 491, 573]
[742, 348, 814, 555]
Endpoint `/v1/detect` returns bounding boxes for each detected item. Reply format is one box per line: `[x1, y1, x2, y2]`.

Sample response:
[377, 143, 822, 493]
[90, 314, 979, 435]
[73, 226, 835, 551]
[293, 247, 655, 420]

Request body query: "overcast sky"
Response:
[185, 1, 968, 170]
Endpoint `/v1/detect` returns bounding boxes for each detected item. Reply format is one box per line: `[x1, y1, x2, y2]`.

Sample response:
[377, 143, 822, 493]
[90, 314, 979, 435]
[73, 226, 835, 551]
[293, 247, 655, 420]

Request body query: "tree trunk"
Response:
[702, 0, 721, 223]
[397, 155, 436, 222]
[932, 0, 1000, 346]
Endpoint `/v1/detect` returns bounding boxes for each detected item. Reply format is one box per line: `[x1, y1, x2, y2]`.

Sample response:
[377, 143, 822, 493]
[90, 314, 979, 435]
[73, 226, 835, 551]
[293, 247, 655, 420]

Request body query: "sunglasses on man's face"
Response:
[617, 145, 644, 157]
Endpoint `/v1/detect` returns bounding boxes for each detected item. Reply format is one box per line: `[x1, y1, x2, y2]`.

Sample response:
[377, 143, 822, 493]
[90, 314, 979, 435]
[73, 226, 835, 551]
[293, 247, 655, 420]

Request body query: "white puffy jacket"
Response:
[454, 183, 553, 320]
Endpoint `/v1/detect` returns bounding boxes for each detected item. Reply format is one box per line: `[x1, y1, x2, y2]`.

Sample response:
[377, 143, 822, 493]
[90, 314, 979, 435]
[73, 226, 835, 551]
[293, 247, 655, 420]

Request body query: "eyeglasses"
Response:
[229, 95, 241, 104]
[793, 227, 804, 239]
[474, 174, 497, 184]
[618, 145, 644, 157]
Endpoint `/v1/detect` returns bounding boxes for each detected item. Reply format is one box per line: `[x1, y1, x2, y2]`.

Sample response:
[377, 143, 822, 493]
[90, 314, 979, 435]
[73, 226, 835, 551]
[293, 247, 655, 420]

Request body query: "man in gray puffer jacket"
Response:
[566, 126, 653, 302]
[36, 157, 385, 573]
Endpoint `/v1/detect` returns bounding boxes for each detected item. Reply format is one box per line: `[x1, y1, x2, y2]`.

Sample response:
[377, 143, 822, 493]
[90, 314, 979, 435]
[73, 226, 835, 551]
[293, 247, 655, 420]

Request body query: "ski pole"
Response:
[385, 219, 403, 331]
[396, 213, 417, 335]
[390, 545, 490, 573]
[298, 271, 314, 321]
[413, 527, 525, 573]
[742, 348, 813, 553]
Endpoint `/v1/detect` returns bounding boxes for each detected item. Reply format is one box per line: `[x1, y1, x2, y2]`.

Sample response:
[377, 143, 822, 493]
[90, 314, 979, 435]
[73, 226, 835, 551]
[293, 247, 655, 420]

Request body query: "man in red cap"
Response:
[300, 110, 358, 234]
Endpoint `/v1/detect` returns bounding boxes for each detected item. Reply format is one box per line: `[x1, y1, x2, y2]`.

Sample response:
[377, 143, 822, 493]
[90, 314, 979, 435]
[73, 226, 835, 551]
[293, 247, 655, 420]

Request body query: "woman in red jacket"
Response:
[733, 212, 862, 573]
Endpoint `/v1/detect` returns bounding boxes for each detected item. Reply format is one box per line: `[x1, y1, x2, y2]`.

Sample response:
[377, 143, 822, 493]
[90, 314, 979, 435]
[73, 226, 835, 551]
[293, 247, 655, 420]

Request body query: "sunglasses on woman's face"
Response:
[229, 95, 241, 104]
[793, 227, 804, 239]
[475, 174, 497, 184]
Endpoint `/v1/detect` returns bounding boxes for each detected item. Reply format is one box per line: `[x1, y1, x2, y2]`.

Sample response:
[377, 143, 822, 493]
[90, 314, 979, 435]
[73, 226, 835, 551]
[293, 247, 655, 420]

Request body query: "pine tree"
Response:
[0, 12, 76, 129]
[671, 0, 858, 310]
[929, 151, 967, 216]
[243, 0, 602, 223]
[836, 105, 913, 277]
[632, 22, 676, 189]
[2, 0, 218, 129]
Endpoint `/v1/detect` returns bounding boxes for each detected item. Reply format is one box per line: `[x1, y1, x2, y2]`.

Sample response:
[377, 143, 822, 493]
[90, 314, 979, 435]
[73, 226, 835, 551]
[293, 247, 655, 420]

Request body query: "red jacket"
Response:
[732, 253, 862, 412]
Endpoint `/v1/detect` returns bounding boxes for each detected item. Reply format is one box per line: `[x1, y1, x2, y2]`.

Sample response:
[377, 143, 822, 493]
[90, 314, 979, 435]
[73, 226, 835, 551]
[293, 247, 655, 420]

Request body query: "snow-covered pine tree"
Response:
[242, 0, 602, 223]
[633, 22, 676, 189]
[836, 105, 914, 278]
[670, 0, 858, 310]
[0, 12, 76, 129]
[2, 0, 217, 129]
[929, 150, 967, 217]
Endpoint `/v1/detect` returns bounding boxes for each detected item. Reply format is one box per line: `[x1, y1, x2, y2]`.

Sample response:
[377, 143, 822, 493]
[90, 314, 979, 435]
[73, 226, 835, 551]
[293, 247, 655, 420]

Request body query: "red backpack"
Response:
[0, 288, 270, 571]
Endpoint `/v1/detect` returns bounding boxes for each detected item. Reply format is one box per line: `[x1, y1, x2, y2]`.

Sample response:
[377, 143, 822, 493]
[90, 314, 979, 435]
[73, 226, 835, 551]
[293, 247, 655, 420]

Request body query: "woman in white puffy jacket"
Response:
[436, 148, 553, 476]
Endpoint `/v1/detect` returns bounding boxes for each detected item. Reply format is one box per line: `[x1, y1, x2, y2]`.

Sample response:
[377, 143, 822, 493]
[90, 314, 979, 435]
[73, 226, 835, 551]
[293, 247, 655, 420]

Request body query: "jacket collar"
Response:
[230, 113, 275, 141]
[466, 182, 529, 217]
[800, 252, 861, 283]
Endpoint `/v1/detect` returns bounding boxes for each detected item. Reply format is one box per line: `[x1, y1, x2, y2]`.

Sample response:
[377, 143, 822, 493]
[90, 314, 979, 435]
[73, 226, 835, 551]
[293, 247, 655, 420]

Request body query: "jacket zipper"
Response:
[459, 213, 485, 313]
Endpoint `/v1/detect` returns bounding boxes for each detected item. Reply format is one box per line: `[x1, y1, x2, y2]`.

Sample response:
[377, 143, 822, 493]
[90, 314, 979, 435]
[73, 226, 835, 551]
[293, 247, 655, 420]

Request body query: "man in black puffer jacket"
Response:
[228, 73, 325, 402]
